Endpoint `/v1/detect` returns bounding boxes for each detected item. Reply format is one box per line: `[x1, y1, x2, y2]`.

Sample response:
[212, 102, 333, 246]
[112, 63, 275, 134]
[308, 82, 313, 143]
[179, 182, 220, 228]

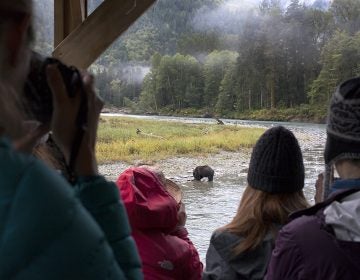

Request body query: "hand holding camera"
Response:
[46, 65, 103, 176]
[25, 52, 103, 178]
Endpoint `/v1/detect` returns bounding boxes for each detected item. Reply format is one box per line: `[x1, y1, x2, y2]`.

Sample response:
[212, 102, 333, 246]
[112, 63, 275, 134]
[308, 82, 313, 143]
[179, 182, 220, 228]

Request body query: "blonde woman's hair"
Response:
[222, 185, 309, 256]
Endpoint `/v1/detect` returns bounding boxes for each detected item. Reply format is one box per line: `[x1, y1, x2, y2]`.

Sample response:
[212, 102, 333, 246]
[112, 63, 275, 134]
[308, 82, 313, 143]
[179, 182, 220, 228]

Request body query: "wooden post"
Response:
[52, 0, 156, 69]
[80, 0, 88, 20]
[54, 0, 65, 47]
[54, 0, 87, 48]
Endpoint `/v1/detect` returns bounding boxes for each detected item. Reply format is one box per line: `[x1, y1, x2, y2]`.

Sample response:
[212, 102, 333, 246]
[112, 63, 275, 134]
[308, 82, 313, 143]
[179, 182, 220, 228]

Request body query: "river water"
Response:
[100, 113, 326, 263]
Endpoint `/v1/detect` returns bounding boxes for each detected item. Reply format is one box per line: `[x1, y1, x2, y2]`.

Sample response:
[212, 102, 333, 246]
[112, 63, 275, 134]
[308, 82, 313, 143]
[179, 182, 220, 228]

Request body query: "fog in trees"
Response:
[33, 0, 360, 119]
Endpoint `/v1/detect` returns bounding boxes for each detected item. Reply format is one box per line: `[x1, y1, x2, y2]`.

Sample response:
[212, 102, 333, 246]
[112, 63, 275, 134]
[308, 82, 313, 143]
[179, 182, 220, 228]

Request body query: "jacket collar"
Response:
[331, 178, 360, 193]
[289, 188, 360, 220]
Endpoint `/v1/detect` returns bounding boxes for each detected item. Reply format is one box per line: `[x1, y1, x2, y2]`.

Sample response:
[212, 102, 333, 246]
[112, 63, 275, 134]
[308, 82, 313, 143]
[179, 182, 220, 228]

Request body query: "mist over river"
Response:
[99, 114, 326, 262]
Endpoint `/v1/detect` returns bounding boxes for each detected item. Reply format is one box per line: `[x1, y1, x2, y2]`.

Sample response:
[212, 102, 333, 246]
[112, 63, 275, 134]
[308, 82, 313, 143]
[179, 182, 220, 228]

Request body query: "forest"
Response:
[33, 0, 360, 122]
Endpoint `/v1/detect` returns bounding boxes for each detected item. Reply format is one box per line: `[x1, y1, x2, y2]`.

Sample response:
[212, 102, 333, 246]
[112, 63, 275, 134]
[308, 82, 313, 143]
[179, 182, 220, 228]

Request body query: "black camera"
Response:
[24, 52, 89, 183]
[24, 51, 82, 123]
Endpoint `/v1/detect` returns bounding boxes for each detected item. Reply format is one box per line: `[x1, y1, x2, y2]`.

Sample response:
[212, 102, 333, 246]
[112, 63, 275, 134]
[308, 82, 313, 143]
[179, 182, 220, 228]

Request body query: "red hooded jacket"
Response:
[116, 167, 203, 280]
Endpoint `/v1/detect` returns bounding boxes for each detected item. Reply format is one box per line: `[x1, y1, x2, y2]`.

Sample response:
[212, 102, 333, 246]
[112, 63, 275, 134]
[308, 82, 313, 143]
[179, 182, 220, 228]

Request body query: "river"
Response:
[100, 113, 326, 263]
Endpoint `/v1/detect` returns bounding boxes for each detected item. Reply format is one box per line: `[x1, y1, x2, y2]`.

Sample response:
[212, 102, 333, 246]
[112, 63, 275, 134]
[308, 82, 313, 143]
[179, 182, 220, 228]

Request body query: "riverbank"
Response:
[97, 116, 264, 163]
[155, 105, 327, 123]
[99, 149, 252, 182]
[103, 104, 327, 124]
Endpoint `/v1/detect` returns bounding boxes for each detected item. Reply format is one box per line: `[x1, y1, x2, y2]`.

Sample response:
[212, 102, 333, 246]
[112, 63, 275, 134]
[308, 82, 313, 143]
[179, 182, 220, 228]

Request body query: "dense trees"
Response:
[137, 0, 360, 116]
[140, 54, 204, 110]
[309, 31, 360, 105]
[203, 51, 238, 108]
[33, 0, 360, 118]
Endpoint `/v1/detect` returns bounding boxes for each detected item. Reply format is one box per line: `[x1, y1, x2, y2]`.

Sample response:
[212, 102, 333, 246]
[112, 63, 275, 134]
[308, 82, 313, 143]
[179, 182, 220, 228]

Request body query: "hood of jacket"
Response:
[211, 230, 274, 279]
[324, 189, 360, 242]
[116, 167, 178, 232]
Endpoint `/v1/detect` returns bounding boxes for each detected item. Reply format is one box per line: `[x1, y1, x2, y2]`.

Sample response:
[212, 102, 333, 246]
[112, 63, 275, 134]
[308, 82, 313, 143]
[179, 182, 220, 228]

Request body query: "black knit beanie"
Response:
[322, 77, 360, 198]
[247, 126, 304, 194]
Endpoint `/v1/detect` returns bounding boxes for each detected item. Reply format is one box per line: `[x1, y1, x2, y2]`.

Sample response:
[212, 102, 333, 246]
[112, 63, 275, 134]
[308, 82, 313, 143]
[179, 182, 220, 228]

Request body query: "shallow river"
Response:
[100, 114, 326, 263]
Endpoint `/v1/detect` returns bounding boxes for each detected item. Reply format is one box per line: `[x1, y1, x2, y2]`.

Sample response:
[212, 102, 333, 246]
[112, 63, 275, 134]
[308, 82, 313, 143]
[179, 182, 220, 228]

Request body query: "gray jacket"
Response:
[202, 230, 275, 280]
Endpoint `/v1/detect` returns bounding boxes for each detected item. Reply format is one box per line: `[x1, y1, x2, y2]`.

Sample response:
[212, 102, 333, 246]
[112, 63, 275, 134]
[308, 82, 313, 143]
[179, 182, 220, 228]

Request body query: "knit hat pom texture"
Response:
[325, 77, 360, 164]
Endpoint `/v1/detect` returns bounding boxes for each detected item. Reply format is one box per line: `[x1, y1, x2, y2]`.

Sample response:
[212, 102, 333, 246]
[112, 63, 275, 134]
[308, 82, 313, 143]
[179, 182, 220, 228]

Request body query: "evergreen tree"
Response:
[216, 63, 237, 114]
[309, 31, 360, 106]
[203, 50, 238, 110]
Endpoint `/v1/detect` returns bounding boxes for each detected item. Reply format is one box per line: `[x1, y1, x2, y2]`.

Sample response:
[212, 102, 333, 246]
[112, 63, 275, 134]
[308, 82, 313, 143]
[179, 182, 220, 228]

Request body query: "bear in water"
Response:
[193, 165, 214, 181]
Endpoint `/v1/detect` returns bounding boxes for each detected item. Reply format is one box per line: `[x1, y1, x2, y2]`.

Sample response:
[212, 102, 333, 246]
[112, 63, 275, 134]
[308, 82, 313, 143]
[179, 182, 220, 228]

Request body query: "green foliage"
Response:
[139, 53, 204, 112]
[92, 64, 145, 107]
[233, 104, 327, 123]
[102, 0, 224, 60]
[139, 72, 158, 111]
[331, 0, 360, 34]
[177, 32, 222, 54]
[309, 31, 360, 106]
[123, 97, 137, 111]
[215, 63, 238, 114]
[203, 50, 238, 109]
[125, 27, 162, 61]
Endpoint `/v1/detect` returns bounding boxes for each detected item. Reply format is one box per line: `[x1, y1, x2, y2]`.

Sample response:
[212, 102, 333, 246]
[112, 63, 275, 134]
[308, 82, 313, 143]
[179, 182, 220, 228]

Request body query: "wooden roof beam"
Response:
[52, 0, 156, 69]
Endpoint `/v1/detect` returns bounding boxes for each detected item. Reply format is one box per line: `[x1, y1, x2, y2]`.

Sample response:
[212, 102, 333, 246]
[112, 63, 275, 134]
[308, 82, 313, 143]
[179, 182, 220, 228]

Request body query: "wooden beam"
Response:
[80, 0, 88, 20]
[54, 0, 65, 47]
[65, 0, 84, 35]
[54, 0, 87, 48]
[52, 0, 156, 69]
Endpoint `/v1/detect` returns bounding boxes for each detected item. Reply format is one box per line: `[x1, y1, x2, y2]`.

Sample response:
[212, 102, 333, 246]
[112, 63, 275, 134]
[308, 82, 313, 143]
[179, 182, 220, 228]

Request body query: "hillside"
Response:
[33, 0, 360, 122]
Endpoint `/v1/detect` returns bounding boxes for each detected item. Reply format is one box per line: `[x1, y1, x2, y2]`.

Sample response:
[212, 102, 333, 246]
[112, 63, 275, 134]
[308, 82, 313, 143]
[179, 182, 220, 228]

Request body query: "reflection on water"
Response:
[182, 178, 245, 263]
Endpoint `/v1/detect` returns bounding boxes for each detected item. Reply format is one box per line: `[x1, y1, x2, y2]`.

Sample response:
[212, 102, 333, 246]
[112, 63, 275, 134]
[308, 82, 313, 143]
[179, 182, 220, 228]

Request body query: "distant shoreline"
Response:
[102, 106, 327, 125]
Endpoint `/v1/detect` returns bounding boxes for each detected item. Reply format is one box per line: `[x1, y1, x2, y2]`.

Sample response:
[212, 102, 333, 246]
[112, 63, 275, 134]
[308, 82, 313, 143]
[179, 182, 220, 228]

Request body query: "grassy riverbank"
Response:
[96, 116, 264, 163]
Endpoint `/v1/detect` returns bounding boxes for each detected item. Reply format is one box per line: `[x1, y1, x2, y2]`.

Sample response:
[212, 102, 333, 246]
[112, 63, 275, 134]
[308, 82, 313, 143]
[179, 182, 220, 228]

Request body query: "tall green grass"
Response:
[96, 117, 264, 163]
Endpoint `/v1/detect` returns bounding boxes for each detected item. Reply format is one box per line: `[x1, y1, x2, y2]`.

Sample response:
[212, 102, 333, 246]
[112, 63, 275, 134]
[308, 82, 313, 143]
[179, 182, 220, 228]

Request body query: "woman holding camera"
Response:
[0, 1, 142, 279]
[202, 126, 309, 280]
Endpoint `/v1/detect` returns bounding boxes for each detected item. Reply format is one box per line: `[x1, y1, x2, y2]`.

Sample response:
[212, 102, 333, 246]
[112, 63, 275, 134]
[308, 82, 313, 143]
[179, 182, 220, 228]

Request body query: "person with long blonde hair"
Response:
[203, 126, 309, 280]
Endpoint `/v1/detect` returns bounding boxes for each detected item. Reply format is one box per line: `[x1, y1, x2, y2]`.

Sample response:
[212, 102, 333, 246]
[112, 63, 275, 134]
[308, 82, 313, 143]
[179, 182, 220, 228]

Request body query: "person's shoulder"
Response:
[209, 229, 244, 258]
[278, 210, 326, 248]
[0, 138, 34, 170]
[0, 138, 60, 176]
[211, 229, 242, 244]
[283, 212, 320, 233]
[283, 189, 358, 239]
[0, 140, 56, 190]
[0, 139, 75, 206]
